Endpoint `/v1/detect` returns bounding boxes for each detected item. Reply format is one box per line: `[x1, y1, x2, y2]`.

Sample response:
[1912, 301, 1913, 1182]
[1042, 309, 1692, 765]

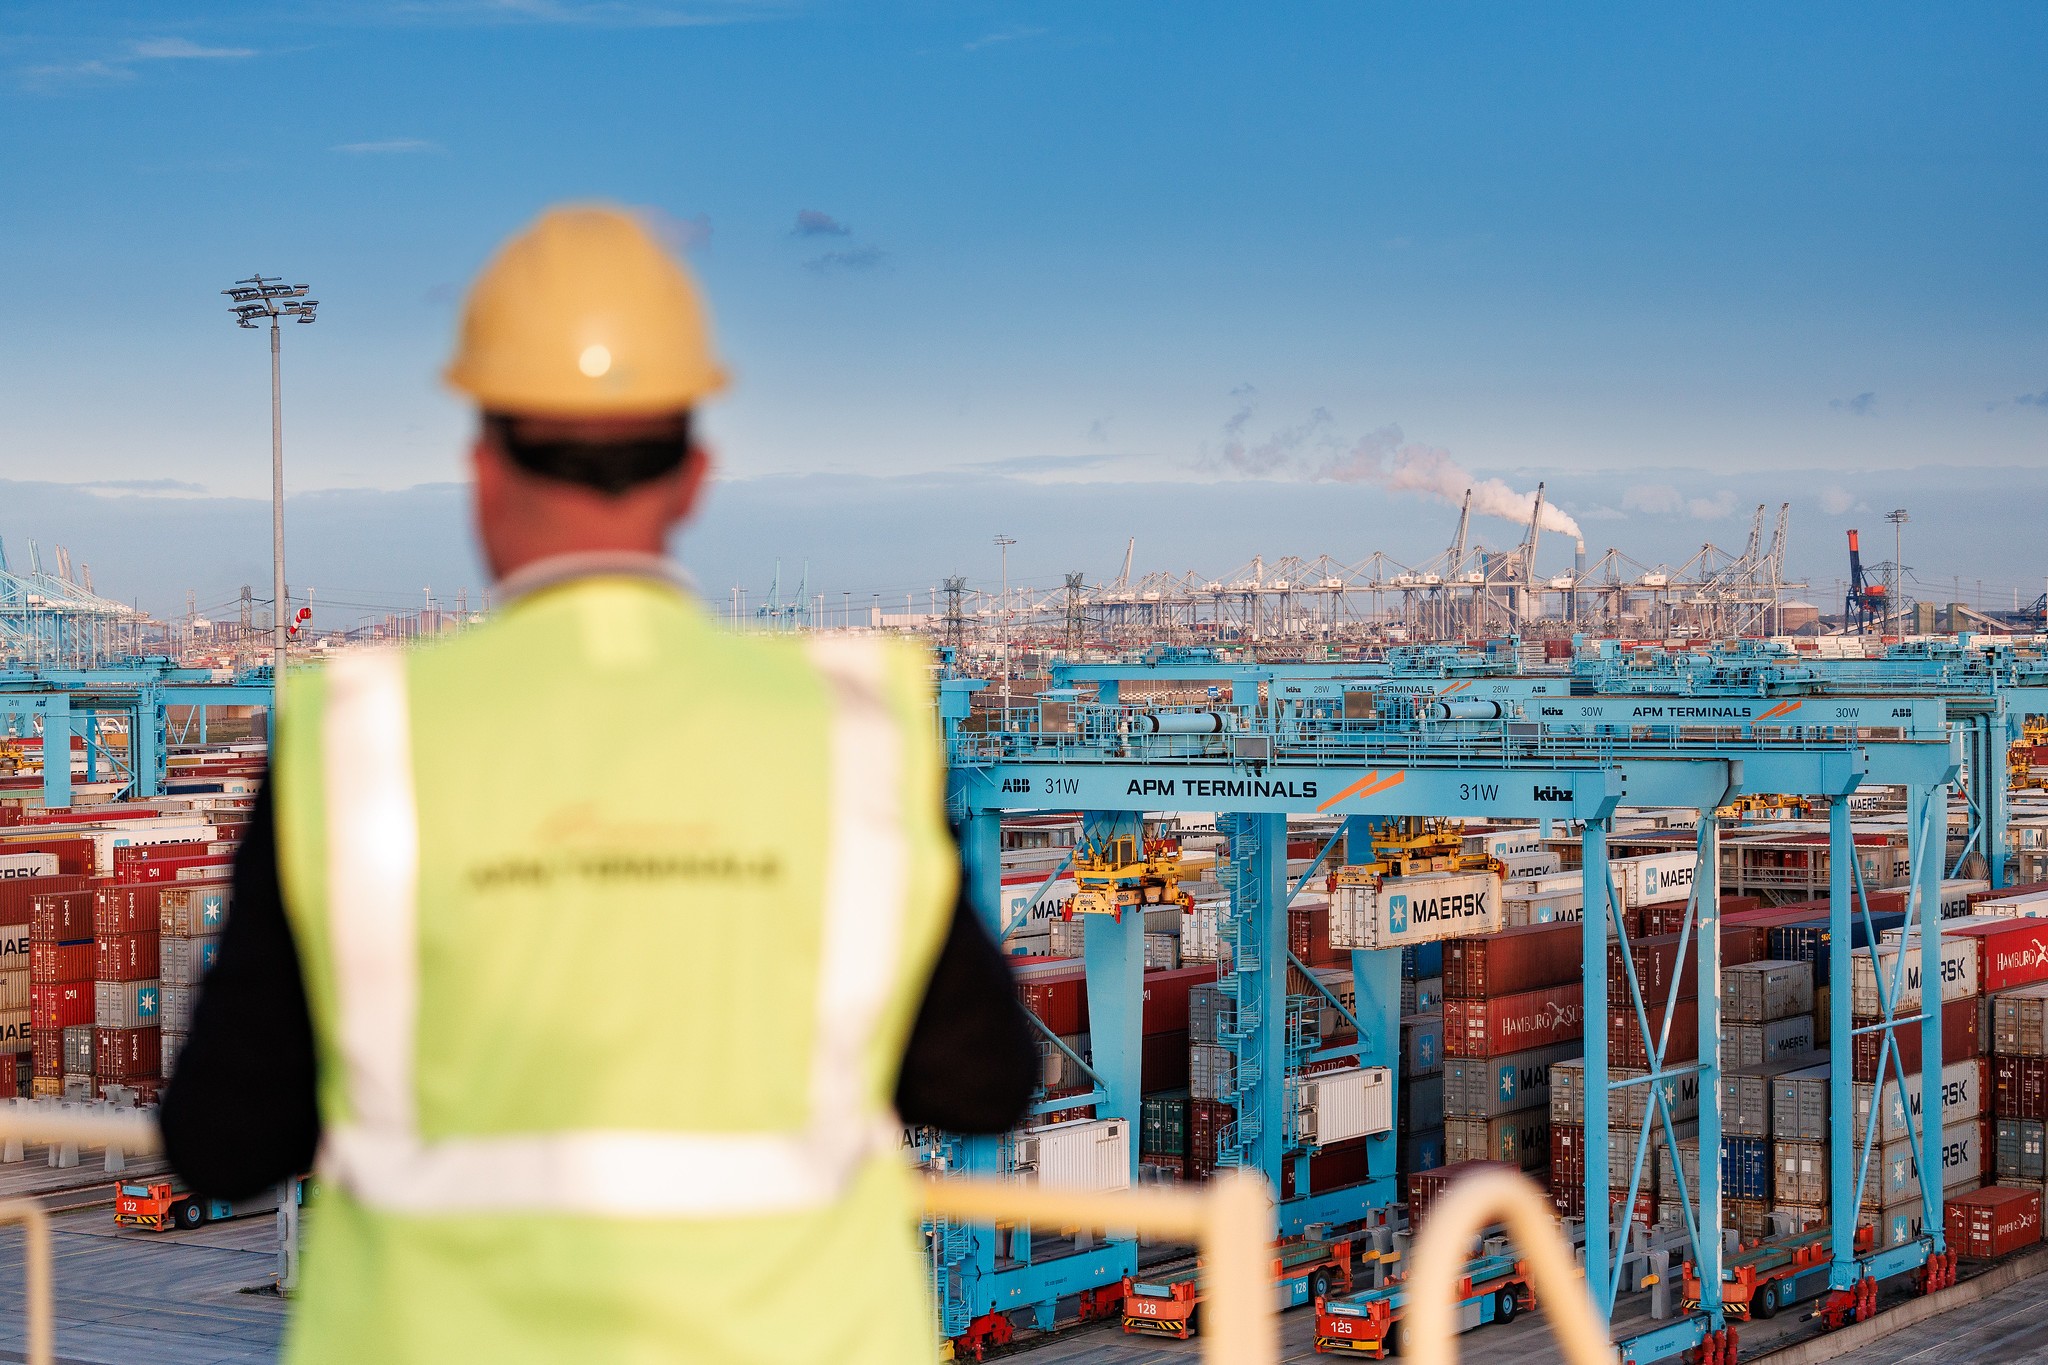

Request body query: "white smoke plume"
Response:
[1324, 436, 1584, 539]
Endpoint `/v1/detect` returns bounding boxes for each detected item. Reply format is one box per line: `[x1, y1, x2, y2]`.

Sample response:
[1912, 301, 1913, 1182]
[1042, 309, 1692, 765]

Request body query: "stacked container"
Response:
[93, 883, 163, 1101]
[28, 888, 93, 1099]
[1439, 922, 1579, 1175]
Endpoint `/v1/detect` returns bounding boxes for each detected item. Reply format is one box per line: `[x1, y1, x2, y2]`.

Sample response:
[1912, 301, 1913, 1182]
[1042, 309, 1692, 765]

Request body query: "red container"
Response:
[29, 944, 92, 986]
[1445, 983, 1584, 1057]
[100, 1079, 160, 1104]
[1994, 1054, 2048, 1120]
[1550, 1123, 1586, 1215]
[1951, 921, 2048, 995]
[1289, 904, 1345, 968]
[1606, 926, 1767, 1001]
[0, 872, 90, 926]
[1280, 1136, 1374, 1199]
[92, 1026, 161, 1082]
[93, 886, 160, 937]
[94, 933, 160, 982]
[1407, 1160, 1518, 1232]
[1142, 964, 1218, 1036]
[28, 982, 91, 1031]
[1143, 1029, 1190, 1091]
[1609, 995, 1702, 1069]
[1969, 881, 2048, 911]
[1186, 1099, 1235, 1180]
[1853, 995, 1980, 1084]
[131, 857, 231, 884]
[1015, 962, 1087, 1036]
[1947, 1185, 2042, 1259]
[29, 1035, 60, 1078]
[1443, 922, 1580, 1001]
[29, 891, 93, 945]
[111, 841, 211, 880]
[0, 838, 94, 877]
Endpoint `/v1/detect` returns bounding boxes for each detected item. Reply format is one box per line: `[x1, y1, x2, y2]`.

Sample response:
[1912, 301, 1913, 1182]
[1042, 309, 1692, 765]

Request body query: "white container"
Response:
[1000, 872, 1077, 929]
[1181, 899, 1225, 962]
[1974, 891, 2048, 919]
[1850, 936, 1979, 1016]
[1016, 1117, 1131, 1192]
[1852, 1058, 1985, 1147]
[1298, 1066, 1393, 1145]
[1329, 871, 1502, 950]
[0, 853, 58, 881]
[1619, 852, 1701, 907]
[1143, 932, 1180, 971]
[1860, 1119, 1984, 1212]
[85, 821, 218, 875]
[1469, 829, 1546, 862]
[1941, 879, 1991, 918]
[1498, 850, 1563, 879]
[0, 969, 25, 1013]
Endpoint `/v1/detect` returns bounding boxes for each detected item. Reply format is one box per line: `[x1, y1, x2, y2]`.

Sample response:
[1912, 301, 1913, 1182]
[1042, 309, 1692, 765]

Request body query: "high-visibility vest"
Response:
[271, 577, 955, 1363]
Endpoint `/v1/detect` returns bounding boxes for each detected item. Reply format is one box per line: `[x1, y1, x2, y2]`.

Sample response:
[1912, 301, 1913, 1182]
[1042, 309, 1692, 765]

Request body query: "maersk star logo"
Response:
[1499, 1067, 1517, 1100]
[202, 895, 224, 926]
[1418, 1035, 1435, 1067]
[1388, 895, 1409, 934]
[1890, 1156, 1908, 1186]
[137, 988, 159, 1020]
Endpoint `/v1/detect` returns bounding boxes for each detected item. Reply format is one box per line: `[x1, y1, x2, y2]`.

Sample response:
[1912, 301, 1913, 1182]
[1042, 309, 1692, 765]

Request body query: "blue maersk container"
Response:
[1720, 1136, 1771, 1201]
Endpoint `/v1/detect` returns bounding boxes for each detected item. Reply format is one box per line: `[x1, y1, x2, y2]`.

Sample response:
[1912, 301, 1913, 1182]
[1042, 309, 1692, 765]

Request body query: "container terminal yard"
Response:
[11, 526, 2048, 1362]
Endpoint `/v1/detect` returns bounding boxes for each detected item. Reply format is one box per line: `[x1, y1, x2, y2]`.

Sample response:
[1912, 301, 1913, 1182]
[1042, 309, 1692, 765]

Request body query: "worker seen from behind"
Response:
[160, 205, 1037, 1363]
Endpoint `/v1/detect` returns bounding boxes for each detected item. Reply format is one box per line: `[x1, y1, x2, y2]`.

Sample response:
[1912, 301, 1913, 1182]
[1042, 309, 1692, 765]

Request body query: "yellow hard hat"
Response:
[445, 204, 727, 417]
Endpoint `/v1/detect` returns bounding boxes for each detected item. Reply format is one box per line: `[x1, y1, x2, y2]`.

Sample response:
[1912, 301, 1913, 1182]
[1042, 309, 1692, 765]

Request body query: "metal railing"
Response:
[0, 1110, 1610, 1365]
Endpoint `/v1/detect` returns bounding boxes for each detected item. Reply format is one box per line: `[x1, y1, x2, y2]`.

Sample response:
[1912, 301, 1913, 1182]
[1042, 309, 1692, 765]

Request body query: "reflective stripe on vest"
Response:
[314, 639, 909, 1218]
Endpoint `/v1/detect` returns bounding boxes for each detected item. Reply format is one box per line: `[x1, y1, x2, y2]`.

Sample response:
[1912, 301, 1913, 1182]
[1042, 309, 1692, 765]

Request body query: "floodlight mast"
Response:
[222, 273, 318, 703]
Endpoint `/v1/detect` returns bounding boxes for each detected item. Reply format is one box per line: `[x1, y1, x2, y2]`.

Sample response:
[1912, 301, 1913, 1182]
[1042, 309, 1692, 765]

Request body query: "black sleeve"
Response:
[892, 856, 1038, 1135]
[158, 777, 321, 1198]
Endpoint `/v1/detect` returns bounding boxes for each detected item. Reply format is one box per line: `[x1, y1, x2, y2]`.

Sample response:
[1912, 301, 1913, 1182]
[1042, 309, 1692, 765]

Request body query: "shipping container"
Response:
[95, 978, 161, 1030]
[92, 1026, 160, 1082]
[1443, 1112, 1548, 1171]
[1190, 1044, 1234, 1102]
[1874, 1198, 1927, 1249]
[1143, 933, 1180, 972]
[93, 932, 160, 983]
[1723, 1054, 1826, 1138]
[1850, 936, 1980, 1016]
[1769, 912, 1905, 983]
[1189, 984, 1226, 1045]
[1549, 1123, 1585, 1215]
[1853, 1058, 1988, 1148]
[29, 943, 91, 985]
[1852, 994, 1981, 1083]
[1446, 984, 1583, 1058]
[59, 1025, 92, 1075]
[1773, 1064, 1834, 1142]
[1725, 960, 1816, 1024]
[159, 934, 219, 987]
[1947, 1185, 2043, 1259]
[1443, 921, 1580, 1000]
[1995, 1054, 2048, 1121]
[1726, 1198, 1770, 1244]
[1950, 919, 2048, 995]
[1442, 1043, 1580, 1120]
[1330, 871, 1503, 951]
[1994, 984, 2048, 1057]
[1401, 1073, 1444, 1131]
[1402, 1012, 1444, 1077]
[1723, 1136, 1771, 1201]
[1297, 1067, 1392, 1144]
[1608, 926, 1768, 1002]
[1609, 996, 1700, 1070]
[1859, 1120, 1985, 1212]
[1550, 1058, 1586, 1127]
[1729, 1016, 1818, 1070]
[1610, 1065, 1703, 1128]
[1997, 1118, 2044, 1181]
[1773, 1140, 1829, 1206]
[1407, 1160, 1518, 1232]
[1400, 1127, 1444, 1178]
[30, 981, 90, 1032]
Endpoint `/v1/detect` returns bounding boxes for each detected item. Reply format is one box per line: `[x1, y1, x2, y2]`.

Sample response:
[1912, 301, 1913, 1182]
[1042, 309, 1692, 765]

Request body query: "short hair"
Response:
[483, 411, 695, 496]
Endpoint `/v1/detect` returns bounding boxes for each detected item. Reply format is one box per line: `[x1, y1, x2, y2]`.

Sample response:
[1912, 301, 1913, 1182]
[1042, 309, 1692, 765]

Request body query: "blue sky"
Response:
[2, 2, 2045, 614]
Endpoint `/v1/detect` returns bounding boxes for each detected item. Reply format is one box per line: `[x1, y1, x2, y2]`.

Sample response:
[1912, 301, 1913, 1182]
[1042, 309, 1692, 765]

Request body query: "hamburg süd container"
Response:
[1446, 983, 1583, 1058]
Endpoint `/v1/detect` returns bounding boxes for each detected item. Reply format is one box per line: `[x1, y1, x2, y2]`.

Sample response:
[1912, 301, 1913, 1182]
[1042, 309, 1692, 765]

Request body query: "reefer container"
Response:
[1725, 960, 1816, 1024]
[1442, 1042, 1580, 1120]
[1446, 984, 1583, 1058]
[1994, 984, 2048, 1057]
[1016, 1117, 1130, 1192]
[1329, 870, 1503, 950]
[1850, 937, 1980, 1017]
[1853, 1058, 1988, 1148]
[1852, 994, 1981, 1083]
[1947, 1185, 2043, 1259]
[1442, 921, 1581, 1000]
[1723, 1054, 1826, 1138]
[1297, 1067, 1392, 1144]
[1859, 1120, 1985, 1212]
[1772, 1064, 1834, 1142]
[1729, 1016, 1818, 1070]
[1443, 1112, 1548, 1171]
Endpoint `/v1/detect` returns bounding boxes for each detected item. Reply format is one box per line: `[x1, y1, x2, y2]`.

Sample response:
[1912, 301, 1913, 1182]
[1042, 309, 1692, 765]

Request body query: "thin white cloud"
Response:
[130, 38, 257, 60]
[965, 25, 1046, 51]
[332, 138, 446, 155]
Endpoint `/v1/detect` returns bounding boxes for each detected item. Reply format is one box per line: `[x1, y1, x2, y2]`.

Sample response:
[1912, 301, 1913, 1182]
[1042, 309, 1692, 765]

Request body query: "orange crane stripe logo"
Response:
[1438, 681, 1473, 696]
[1755, 700, 1804, 722]
[1316, 770, 1407, 812]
